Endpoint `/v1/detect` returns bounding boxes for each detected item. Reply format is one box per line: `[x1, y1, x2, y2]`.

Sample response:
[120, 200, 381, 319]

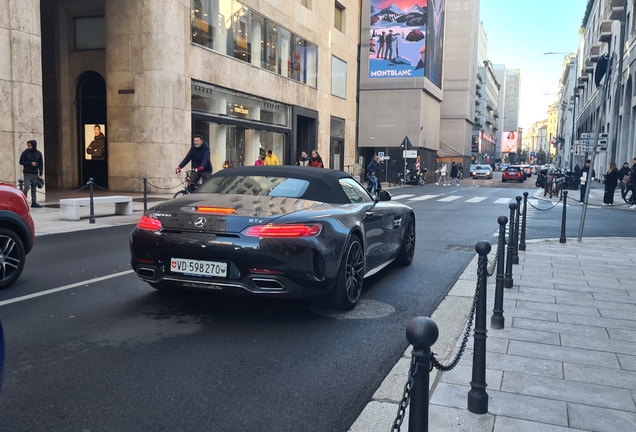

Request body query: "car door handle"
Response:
[365, 211, 374, 218]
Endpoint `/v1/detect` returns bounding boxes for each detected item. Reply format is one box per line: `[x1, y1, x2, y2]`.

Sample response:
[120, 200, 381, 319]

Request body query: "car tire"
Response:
[395, 216, 415, 266]
[319, 235, 364, 310]
[0, 228, 26, 290]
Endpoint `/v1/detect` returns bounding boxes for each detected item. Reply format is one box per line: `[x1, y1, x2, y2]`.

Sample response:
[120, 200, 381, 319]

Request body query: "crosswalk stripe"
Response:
[438, 195, 463, 202]
[407, 194, 441, 202]
[465, 197, 487, 203]
[494, 198, 512, 204]
[528, 199, 539, 206]
[390, 194, 416, 200]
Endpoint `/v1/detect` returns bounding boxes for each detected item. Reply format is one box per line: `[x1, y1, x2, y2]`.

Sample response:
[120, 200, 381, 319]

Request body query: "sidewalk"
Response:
[533, 180, 634, 210]
[351, 237, 636, 432]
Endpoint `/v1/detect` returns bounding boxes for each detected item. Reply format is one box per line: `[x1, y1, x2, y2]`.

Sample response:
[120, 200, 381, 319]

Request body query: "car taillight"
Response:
[242, 224, 322, 237]
[137, 215, 162, 231]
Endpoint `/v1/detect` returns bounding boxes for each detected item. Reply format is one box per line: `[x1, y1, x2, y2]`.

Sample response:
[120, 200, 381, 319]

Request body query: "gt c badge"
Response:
[194, 217, 207, 228]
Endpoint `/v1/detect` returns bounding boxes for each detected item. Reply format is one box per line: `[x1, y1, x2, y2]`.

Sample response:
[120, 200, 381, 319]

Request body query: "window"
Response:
[334, 2, 345, 32]
[339, 179, 373, 203]
[199, 176, 310, 198]
[331, 56, 347, 99]
[299, 0, 310, 8]
[75, 17, 105, 50]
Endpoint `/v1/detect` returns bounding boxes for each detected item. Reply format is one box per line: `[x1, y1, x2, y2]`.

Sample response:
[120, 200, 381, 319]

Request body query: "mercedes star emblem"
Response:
[194, 217, 207, 228]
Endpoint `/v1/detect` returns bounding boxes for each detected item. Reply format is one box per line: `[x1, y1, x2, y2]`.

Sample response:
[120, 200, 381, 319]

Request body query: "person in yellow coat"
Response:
[264, 149, 280, 165]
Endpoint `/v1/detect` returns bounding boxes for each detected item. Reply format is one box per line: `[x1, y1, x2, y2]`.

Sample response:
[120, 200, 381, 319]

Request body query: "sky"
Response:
[479, 0, 584, 131]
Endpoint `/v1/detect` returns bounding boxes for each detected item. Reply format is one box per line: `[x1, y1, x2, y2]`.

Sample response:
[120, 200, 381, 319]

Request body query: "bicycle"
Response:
[173, 169, 201, 198]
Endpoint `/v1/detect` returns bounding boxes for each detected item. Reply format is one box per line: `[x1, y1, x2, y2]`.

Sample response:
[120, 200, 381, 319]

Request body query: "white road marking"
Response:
[528, 199, 539, 206]
[494, 198, 512, 204]
[407, 194, 441, 202]
[438, 196, 463, 202]
[390, 194, 416, 200]
[0, 270, 135, 307]
[465, 197, 487, 203]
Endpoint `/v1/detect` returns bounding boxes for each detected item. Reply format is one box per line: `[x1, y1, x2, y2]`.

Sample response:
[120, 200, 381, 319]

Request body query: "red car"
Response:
[0, 181, 35, 289]
[502, 167, 524, 183]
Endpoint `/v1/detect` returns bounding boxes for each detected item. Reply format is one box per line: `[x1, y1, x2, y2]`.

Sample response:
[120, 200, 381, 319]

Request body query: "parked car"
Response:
[130, 166, 416, 310]
[0, 182, 35, 289]
[502, 166, 525, 183]
[520, 165, 532, 177]
[471, 165, 493, 179]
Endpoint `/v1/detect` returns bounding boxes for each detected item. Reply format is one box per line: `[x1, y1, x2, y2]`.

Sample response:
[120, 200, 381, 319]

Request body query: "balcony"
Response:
[589, 45, 601, 62]
[599, 20, 613, 43]
[610, 0, 625, 20]
[493, 110, 500, 119]
[585, 60, 594, 73]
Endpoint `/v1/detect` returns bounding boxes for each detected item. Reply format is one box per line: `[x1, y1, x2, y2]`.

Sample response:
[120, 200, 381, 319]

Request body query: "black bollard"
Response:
[519, 192, 528, 251]
[512, 196, 522, 265]
[560, 191, 568, 244]
[18, 179, 24, 192]
[405, 317, 439, 432]
[504, 203, 516, 289]
[89, 178, 95, 224]
[491, 216, 508, 330]
[468, 241, 491, 415]
[143, 177, 148, 212]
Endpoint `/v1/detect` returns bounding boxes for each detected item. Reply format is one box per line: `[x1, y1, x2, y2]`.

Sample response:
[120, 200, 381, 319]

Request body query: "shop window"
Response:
[265, 19, 278, 72]
[278, 27, 292, 77]
[330, 116, 344, 137]
[231, 2, 251, 62]
[331, 56, 347, 99]
[75, 17, 105, 50]
[306, 44, 318, 88]
[334, 2, 345, 32]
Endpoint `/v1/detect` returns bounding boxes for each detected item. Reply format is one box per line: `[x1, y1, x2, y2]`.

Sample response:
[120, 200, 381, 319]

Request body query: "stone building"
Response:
[1, 0, 360, 191]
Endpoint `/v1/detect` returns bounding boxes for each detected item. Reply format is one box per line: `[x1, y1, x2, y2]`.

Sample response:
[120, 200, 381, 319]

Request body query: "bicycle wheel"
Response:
[173, 190, 187, 199]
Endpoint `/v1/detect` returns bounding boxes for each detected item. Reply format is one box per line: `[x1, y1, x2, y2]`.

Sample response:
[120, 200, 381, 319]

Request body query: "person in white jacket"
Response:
[435, 164, 449, 186]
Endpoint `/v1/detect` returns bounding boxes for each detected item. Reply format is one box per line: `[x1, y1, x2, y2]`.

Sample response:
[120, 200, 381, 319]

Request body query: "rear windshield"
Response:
[506, 167, 521, 172]
[197, 175, 310, 198]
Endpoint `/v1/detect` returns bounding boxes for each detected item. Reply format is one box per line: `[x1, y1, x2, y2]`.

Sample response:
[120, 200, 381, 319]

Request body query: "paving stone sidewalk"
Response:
[351, 237, 636, 432]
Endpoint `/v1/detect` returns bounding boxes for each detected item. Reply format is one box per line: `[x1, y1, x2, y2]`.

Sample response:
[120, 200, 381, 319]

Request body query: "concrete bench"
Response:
[59, 196, 133, 221]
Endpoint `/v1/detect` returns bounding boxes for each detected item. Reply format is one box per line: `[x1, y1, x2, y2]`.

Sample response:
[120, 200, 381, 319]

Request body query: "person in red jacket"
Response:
[308, 150, 324, 168]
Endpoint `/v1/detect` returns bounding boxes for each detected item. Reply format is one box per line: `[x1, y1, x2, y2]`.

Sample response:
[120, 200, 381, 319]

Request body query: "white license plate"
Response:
[170, 258, 228, 277]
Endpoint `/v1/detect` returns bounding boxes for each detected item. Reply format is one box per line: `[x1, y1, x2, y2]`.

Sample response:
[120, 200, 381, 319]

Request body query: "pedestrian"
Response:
[264, 149, 280, 165]
[602, 162, 619, 206]
[450, 162, 460, 186]
[579, 159, 596, 203]
[176, 134, 213, 184]
[296, 151, 309, 166]
[85, 125, 106, 160]
[366, 155, 379, 198]
[618, 162, 630, 202]
[574, 164, 580, 173]
[435, 164, 448, 186]
[19, 140, 44, 208]
[458, 163, 463, 180]
[308, 150, 324, 168]
[254, 154, 265, 166]
[629, 157, 636, 208]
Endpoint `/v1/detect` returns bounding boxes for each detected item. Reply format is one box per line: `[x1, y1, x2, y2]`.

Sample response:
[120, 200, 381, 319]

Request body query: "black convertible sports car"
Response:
[130, 166, 415, 309]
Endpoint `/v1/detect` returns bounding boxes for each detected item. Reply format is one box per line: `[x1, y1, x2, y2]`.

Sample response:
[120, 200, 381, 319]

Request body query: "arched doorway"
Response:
[76, 72, 108, 188]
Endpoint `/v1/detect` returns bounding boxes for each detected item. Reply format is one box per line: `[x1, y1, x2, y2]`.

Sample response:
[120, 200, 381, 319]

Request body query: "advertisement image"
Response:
[501, 131, 518, 154]
[426, 0, 444, 87]
[84, 124, 106, 160]
[369, 1, 428, 79]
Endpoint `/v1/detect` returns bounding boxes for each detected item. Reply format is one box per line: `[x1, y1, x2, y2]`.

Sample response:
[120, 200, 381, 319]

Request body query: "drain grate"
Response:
[444, 245, 476, 252]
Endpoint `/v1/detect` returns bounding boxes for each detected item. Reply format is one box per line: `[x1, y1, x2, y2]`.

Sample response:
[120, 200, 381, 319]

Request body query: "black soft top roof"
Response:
[207, 166, 354, 204]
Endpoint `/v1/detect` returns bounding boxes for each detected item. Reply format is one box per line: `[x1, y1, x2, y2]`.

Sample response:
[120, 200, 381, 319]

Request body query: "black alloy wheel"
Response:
[319, 236, 364, 310]
[396, 216, 415, 266]
[0, 228, 26, 290]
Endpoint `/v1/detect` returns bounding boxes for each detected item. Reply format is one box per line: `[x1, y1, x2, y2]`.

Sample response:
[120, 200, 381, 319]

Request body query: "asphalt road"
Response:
[1, 176, 632, 431]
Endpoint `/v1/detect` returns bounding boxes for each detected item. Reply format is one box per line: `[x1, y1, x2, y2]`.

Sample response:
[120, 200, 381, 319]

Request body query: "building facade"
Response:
[1, 0, 361, 191]
[492, 64, 521, 161]
[438, 0, 479, 167]
[547, 100, 559, 160]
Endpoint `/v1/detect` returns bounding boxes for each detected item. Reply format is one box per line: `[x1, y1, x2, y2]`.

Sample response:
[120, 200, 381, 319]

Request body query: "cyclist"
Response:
[175, 134, 213, 184]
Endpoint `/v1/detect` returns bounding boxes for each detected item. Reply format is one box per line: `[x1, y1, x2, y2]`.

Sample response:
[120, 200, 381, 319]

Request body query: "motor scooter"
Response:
[398, 168, 427, 185]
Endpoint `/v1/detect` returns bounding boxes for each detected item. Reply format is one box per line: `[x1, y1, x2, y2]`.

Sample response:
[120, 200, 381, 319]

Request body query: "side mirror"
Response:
[376, 189, 392, 202]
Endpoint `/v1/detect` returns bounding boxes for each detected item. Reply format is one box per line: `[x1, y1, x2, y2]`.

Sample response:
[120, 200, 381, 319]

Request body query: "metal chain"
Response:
[430, 262, 481, 372]
[527, 194, 563, 211]
[145, 180, 185, 191]
[391, 358, 420, 432]
[35, 184, 89, 196]
[486, 239, 500, 276]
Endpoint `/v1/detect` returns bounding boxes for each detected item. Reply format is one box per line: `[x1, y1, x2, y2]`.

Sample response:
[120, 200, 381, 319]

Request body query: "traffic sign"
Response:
[530, 151, 535, 157]
[574, 139, 607, 145]
[580, 133, 609, 139]
[403, 150, 417, 158]
[378, 151, 385, 158]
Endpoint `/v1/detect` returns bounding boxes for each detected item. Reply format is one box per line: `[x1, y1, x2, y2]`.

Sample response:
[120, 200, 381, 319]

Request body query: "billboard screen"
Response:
[501, 131, 518, 154]
[369, 1, 444, 85]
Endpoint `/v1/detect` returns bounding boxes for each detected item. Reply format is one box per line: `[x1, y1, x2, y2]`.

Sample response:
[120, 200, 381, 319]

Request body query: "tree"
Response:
[518, 149, 529, 163]
[536, 149, 547, 165]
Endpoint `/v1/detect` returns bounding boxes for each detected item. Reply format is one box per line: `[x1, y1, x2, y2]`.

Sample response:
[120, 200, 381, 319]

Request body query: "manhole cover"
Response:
[310, 299, 396, 319]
